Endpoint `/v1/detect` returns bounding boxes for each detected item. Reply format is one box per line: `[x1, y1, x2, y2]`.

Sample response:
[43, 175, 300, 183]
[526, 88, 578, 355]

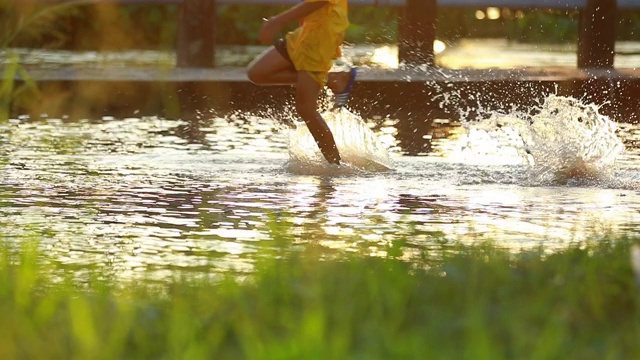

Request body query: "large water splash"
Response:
[457, 95, 625, 184]
[286, 108, 393, 174]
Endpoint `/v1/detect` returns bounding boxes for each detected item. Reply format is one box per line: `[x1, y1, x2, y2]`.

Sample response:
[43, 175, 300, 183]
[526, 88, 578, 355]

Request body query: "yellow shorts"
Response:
[284, 1, 349, 87]
[275, 38, 327, 86]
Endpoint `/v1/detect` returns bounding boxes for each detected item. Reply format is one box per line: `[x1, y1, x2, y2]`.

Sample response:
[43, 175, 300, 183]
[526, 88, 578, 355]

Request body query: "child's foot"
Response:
[331, 67, 357, 109]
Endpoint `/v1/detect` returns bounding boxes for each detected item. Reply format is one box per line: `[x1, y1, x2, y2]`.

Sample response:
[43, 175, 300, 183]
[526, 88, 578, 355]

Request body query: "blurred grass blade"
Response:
[631, 244, 640, 292]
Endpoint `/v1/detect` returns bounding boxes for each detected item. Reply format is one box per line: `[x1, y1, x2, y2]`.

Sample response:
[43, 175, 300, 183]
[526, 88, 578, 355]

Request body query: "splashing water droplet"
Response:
[286, 108, 393, 174]
[457, 95, 625, 184]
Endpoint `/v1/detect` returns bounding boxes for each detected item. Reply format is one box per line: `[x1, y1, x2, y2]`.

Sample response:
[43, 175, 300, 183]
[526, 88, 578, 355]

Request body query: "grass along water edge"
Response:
[1, 235, 639, 359]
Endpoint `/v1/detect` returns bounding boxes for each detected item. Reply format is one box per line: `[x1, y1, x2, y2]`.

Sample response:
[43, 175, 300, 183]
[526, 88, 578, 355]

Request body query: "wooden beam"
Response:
[14, 0, 640, 9]
[578, 0, 617, 69]
[176, 0, 216, 68]
[398, 0, 437, 66]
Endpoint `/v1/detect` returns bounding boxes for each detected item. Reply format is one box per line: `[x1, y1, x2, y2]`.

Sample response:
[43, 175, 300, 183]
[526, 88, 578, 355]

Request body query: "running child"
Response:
[247, 0, 357, 165]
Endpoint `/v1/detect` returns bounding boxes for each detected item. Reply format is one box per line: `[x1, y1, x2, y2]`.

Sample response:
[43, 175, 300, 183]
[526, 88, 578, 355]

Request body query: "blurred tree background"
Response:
[2, 3, 640, 50]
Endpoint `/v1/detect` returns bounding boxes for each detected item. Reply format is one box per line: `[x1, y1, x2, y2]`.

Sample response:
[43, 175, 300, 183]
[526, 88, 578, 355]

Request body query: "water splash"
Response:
[286, 108, 393, 174]
[456, 95, 625, 184]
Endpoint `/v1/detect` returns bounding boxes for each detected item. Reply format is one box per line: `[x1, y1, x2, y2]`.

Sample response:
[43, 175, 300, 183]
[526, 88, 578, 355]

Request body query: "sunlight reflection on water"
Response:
[4, 37, 640, 278]
[3, 96, 640, 279]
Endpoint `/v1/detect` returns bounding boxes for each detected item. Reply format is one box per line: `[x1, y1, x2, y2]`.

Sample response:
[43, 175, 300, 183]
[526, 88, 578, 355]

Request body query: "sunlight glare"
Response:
[434, 40, 446, 54]
[371, 45, 399, 68]
[487, 7, 501, 20]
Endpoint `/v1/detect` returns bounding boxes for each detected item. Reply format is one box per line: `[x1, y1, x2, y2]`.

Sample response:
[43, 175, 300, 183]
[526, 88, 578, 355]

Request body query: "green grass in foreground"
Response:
[1, 239, 639, 359]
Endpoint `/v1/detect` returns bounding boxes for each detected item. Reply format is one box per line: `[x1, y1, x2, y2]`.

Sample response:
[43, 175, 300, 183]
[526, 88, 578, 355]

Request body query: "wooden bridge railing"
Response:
[16, 0, 640, 69]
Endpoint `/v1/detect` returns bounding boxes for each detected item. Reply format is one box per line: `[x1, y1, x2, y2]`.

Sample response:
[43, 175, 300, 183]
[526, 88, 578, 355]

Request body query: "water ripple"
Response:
[3, 102, 640, 279]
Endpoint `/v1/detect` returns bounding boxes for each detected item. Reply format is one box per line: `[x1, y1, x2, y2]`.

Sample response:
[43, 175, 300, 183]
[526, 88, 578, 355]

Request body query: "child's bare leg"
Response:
[248, 48, 341, 164]
[247, 47, 297, 85]
[296, 71, 341, 165]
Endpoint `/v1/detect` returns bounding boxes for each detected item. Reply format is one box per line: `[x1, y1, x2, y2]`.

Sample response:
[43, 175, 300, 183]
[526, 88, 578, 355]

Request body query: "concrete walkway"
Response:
[8, 64, 640, 124]
[17, 65, 640, 83]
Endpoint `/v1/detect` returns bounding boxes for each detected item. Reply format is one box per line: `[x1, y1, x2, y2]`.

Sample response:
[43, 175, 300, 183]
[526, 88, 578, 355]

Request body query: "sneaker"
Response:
[333, 67, 357, 109]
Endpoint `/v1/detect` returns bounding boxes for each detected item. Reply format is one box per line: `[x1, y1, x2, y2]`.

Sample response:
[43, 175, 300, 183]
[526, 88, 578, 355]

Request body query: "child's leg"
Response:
[247, 47, 297, 85]
[326, 68, 358, 108]
[326, 70, 353, 94]
[248, 46, 341, 165]
[296, 71, 341, 165]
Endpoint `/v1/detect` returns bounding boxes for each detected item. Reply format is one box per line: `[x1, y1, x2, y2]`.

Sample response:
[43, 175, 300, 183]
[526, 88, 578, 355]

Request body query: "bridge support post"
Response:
[398, 0, 437, 67]
[176, 0, 216, 121]
[177, 0, 216, 68]
[578, 0, 617, 69]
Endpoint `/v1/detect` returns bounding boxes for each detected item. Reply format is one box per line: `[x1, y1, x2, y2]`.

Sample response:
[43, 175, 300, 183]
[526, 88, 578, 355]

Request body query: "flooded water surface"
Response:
[3, 93, 640, 278]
